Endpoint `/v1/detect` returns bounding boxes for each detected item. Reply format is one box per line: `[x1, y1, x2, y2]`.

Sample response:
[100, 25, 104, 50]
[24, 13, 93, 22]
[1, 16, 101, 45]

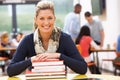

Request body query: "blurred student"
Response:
[113, 35, 120, 72]
[75, 26, 101, 74]
[84, 11, 104, 47]
[11, 32, 24, 47]
[116, 35, 120, 56]
[63, 3, 82, 42]
[0, 31, 11, 58]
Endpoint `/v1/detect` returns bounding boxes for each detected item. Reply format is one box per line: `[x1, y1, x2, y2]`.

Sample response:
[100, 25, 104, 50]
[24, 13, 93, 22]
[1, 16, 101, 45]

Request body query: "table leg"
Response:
[96, 52, 99, 68]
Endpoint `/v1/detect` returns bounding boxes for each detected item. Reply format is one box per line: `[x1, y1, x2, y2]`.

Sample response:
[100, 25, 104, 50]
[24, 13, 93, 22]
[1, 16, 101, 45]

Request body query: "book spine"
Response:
[26, 74, 66, 79]
[31, 67, 65, 72]
[32, 61, 64, 66]
[33, 65, 65, 69]
[25, 71, 66, 76]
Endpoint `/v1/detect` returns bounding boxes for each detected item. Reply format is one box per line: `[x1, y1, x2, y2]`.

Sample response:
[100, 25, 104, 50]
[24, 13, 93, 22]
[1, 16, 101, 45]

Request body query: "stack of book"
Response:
[25, 59, 67, 79]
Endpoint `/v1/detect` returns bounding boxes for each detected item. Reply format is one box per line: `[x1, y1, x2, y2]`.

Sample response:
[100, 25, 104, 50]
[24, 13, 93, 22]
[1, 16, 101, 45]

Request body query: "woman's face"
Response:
[35, 9, 55, 34]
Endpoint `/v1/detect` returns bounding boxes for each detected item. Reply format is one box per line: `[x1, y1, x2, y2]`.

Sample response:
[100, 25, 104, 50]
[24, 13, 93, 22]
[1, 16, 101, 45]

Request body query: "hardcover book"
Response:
[25, 59, 67, 79]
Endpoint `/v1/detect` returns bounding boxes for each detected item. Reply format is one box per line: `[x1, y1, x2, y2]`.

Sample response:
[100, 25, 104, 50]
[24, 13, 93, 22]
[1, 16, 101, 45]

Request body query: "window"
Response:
[0, 5, 12, 33]
[91, 0, 106, 16]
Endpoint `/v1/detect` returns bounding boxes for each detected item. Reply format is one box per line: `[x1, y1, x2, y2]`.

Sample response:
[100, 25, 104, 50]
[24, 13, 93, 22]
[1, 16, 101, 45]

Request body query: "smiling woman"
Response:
[7, 0, 87, 77]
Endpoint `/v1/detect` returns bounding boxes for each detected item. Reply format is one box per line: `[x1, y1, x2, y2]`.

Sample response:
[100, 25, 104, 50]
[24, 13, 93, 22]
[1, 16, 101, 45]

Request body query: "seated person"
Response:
[0, 31, 11, 58]
[113, 35, 120, 70]
[11, 32, 24, 47]
[75, 26, 101, 74]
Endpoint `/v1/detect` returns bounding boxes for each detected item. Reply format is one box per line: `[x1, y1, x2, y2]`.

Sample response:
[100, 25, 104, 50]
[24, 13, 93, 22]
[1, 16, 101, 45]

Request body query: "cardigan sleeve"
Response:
[7, 34, 34, 77]
[59, 33, 87, 74]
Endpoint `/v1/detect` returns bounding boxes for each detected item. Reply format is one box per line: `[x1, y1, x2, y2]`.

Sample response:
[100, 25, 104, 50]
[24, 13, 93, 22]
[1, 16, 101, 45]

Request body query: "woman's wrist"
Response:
[31, 56, 36, 63]
[49, 53, 61, 59]
[56, 53, 61, 58]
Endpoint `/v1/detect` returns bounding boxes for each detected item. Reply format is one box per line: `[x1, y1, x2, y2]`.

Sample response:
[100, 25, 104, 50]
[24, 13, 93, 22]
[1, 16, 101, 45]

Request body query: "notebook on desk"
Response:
[72, 78, 104, 80]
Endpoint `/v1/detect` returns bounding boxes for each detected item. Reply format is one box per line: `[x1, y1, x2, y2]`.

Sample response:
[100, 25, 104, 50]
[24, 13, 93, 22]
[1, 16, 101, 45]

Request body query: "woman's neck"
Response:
[38, 30, 52, 50]
[40, 32, 51, 42]
[40, 33, 51, 50]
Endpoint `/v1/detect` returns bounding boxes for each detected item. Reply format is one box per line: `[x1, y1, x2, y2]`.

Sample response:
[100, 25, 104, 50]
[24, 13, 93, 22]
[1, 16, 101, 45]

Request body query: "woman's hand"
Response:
[31, 53, 60, 63]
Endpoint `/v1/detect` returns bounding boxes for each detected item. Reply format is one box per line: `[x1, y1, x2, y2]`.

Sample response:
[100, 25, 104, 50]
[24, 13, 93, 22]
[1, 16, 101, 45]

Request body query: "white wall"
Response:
[105, 0, 119, 45]
[73, 0, 79, 6]
[118, 0, 120, 33]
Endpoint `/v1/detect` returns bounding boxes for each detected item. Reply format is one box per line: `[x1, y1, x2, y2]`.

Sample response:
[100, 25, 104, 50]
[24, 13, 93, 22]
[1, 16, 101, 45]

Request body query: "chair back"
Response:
[76, 44, 82, 54]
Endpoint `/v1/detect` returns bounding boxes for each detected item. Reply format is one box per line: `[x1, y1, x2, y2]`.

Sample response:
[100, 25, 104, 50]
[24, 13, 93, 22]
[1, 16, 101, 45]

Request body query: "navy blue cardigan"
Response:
[7, 32, 87, 77]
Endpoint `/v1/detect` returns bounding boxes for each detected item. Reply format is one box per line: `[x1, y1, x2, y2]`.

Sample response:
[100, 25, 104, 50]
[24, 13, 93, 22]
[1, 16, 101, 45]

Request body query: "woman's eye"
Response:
[48, 17, 53, 20]
[40, 17, 44, 20]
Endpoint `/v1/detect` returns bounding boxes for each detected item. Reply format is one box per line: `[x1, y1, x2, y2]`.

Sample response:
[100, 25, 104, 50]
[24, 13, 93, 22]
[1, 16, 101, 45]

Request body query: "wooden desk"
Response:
[1, 74, 120, 80]
[0, 47, 16, 51]
[91, 48, 116, 52]
[90, 48, 116, 69]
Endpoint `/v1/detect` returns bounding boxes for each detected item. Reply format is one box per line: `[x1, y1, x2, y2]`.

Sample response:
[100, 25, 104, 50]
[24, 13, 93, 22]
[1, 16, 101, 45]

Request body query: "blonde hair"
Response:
[34, 0, 55, 30]
[1, 31, 9, 42]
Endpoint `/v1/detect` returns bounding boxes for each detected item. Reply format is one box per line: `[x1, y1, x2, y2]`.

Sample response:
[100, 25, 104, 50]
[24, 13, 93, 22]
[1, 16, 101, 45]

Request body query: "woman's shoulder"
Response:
[24, 33, 33, 39]
[60, 32, 71, 39]
[59, 32, 73, 43]
[83, 36, 92, 39]
[82, 36, 92, 41]
[21, 33, 33, 42]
